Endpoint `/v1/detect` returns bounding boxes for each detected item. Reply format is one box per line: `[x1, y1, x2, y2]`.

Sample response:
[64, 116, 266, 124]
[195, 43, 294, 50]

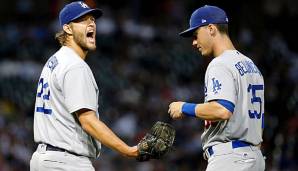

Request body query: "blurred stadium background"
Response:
[0, 0, 297, 170]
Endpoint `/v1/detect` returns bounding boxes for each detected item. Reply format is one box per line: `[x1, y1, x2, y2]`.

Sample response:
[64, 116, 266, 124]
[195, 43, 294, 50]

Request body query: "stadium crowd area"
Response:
[0, 0, 297, 170]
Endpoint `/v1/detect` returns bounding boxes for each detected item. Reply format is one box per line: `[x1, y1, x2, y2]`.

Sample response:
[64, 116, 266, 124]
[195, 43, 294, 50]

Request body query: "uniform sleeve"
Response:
[205, 65, 236, 104]
[63, 67, 97, 113]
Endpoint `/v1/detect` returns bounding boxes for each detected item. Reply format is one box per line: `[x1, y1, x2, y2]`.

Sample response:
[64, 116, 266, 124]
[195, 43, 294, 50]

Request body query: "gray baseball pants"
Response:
[205, 142, 265, 171]
[30, 144, 95, 171]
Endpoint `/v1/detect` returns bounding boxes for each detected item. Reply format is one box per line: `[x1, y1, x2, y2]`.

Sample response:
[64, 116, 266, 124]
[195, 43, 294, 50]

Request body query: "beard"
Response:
[73, 30, 96, 51]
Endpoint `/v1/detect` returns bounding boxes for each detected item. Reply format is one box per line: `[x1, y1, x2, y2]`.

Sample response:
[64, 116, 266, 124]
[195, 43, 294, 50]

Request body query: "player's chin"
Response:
[87, 44, 97, 51]
[197, 48, 204, 56]
[200, 50, 210, 57]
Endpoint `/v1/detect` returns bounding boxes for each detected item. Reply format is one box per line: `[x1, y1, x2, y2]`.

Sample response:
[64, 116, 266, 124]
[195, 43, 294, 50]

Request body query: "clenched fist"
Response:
[168, 102, 185, 119]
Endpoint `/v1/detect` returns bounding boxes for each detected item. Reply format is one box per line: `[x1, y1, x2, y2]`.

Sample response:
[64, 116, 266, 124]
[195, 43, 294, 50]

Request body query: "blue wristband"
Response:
[182, 103, 197, 117]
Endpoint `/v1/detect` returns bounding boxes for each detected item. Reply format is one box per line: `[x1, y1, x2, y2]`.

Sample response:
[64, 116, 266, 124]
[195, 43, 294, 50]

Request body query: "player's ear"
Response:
[63, 24, 73, 35]
[207, 24, 216, 36]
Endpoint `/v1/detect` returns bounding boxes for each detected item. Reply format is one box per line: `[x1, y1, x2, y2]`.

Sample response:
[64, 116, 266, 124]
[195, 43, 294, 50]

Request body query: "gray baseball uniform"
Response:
[34, 46, 101, 157]
[202, 50, 265, 170]
[30, 2, 104, 170]
[30, 46, 101, 170]
[177, 4, 265, 171]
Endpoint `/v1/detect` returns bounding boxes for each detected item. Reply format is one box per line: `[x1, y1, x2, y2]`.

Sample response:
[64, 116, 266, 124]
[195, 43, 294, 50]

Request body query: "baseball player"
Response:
[30, 2, 138, 171]
[168, 5, 265, 171]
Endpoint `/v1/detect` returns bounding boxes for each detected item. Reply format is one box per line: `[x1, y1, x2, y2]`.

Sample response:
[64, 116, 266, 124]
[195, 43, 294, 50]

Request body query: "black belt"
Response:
[43, 144, 82, 156]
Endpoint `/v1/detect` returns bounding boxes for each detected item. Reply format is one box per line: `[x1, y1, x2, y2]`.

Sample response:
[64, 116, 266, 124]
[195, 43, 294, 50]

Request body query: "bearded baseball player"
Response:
[29, 2, 140, 170]
[168, 5, 265, 171]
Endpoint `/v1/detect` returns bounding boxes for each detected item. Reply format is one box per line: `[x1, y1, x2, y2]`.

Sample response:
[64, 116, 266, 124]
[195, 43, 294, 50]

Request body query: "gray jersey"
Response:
[33, 46, 101, 158]
[201, 50, 264, 151]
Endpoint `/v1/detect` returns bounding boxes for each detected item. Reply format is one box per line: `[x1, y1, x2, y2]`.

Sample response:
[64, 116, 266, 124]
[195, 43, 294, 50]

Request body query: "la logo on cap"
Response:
[202, 19, 207, 23]
[79, 2, 89, 8]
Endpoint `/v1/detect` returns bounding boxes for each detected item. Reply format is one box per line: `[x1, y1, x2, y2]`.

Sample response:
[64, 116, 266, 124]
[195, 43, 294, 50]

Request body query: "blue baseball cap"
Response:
[179, 5, 228, 37]
[59, 1, 103, 26]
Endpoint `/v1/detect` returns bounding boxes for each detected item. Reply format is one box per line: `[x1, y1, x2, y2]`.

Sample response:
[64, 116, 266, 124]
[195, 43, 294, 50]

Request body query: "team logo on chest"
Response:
[211, 77, 222, 94]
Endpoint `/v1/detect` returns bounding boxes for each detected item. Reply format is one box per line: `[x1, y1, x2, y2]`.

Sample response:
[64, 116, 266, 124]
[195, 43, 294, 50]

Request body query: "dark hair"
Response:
[214, 24, 229, 34]
[55, 30, 68, 46]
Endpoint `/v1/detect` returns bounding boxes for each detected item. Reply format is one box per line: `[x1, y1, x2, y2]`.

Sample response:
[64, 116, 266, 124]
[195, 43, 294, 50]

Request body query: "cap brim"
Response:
[71, 8, 103, 22]
[179, 26, 199, 37]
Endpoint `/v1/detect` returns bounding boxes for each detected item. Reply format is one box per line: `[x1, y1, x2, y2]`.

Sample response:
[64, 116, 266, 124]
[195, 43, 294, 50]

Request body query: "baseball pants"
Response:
[30, 144, 95, 171]
[205, 142, 265, 171]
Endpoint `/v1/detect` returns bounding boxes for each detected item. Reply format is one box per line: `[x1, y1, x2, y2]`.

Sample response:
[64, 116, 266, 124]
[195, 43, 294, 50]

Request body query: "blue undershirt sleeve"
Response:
[216, 99, 235, 113]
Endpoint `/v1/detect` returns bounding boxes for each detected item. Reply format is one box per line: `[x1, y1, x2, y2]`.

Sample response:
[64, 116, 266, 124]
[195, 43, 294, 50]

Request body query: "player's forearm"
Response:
[77, 111, 138, 157]
[85, 119, 137, 157]
[195, 101, 232, 121]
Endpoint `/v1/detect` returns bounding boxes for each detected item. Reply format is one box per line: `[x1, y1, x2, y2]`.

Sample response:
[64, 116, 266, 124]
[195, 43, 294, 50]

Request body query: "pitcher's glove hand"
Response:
[136, 121, 176, 162]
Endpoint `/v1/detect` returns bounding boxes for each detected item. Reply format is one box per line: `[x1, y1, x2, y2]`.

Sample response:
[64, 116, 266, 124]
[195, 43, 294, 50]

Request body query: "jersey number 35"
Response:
[247, 84, 264, 128]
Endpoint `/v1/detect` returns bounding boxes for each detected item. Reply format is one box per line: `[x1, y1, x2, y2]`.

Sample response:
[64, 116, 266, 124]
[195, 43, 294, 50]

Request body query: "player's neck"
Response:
[66, 40, 88, 60]
[213, 35, 235, 57]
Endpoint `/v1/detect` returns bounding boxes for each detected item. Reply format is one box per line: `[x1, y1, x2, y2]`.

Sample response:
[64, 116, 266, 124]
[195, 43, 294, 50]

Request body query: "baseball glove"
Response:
[136, 121, 175, 162]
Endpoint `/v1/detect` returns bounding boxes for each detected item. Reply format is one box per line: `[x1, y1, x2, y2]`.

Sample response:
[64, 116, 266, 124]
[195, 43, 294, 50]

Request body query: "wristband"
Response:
[182, 103, 197, 117]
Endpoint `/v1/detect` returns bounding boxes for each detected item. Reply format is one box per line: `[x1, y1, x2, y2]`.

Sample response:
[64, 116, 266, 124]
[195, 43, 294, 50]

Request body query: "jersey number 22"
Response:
[35, 78, 52, 114]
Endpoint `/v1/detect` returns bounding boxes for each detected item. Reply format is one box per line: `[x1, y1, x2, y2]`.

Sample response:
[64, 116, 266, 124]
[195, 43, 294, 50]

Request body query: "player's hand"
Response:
[168, 102, 185, 119]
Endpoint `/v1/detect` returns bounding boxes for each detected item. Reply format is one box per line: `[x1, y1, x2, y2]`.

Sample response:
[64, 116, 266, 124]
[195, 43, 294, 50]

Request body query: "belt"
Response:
[43, 143, 82, 156]
[204, 140, 254, 160]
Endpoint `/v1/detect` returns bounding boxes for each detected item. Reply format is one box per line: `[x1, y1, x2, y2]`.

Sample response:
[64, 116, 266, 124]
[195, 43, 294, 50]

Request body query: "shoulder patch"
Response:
[47, 56, 58, 72]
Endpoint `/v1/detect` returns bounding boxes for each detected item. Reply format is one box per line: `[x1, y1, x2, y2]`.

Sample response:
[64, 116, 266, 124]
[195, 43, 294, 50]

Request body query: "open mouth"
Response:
[86, 30, 95, 43]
